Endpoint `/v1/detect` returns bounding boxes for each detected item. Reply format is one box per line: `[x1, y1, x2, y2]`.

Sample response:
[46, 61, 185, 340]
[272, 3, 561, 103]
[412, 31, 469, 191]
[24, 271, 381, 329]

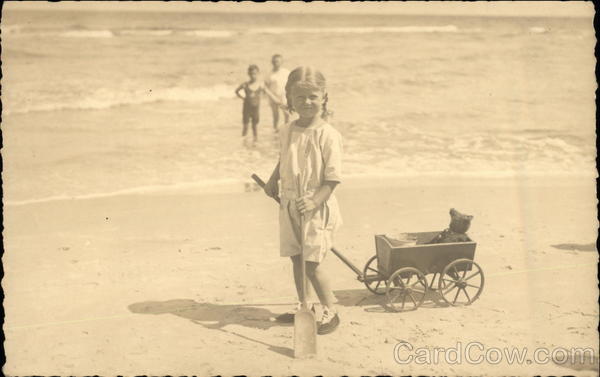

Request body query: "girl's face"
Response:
[290, 84, 324, 119]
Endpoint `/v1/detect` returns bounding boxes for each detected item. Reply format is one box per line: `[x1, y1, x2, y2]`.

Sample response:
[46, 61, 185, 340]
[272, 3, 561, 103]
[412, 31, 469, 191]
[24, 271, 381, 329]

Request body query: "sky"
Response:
[3, 1, 595, 18]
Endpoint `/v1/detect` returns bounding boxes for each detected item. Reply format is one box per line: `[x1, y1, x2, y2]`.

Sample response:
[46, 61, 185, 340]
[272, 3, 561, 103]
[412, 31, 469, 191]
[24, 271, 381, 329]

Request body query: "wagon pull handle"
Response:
[330, 247, 363, 278]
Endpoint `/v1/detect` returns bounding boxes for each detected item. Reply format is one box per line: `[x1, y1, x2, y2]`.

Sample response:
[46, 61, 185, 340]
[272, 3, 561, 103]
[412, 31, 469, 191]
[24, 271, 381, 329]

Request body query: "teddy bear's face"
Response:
[448, 208, 473, 234]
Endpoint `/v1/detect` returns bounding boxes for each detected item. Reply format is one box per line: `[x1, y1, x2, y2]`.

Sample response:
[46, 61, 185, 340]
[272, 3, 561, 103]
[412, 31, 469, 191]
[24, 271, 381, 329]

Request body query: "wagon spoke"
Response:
[389, 285, 402, 293]
[408, 292, 417, 306]
[392, 288, 404, 297]
[387, 268, 428, 310]
[442, 277, 457, 285]
[438, 260, 484, 307]
[388, 288, 402, 301]
[394, 278, 403, 288]
[464, 270, 481, 281]
[365, 256, 387, 296]
[440, 278, 455, 290]
[429, 272, 438, 286]
[452, 287, 461, 304]
[392, 285, 406, 293]
[443, 282, 457, 295]
[463, 287, 472, 303]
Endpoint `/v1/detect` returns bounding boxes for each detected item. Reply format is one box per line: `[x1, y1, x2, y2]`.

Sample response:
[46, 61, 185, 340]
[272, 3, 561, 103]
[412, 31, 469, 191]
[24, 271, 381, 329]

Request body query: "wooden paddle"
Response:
[293, 173, 318, 358]
[251, 173, 317, 358]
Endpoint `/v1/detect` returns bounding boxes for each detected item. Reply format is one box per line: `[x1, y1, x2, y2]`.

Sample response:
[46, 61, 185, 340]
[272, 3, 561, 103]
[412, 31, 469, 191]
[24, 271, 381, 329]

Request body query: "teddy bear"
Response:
[427, 208, 473, 244]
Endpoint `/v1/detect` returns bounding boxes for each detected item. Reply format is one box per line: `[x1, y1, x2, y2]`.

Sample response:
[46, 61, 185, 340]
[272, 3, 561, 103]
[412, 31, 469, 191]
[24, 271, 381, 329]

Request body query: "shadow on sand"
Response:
[551, 243, 597, 252]
[128, 299, 293, 358]
[553, 354, 599, 373]
[334, 288, 450, 313]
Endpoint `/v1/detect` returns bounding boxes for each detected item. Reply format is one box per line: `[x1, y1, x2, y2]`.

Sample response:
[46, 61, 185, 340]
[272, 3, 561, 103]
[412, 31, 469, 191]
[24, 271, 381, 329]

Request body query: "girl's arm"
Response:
[296, 181, 338, 214]
[235, 84, 245, 100]
[264, 161, 280, 198]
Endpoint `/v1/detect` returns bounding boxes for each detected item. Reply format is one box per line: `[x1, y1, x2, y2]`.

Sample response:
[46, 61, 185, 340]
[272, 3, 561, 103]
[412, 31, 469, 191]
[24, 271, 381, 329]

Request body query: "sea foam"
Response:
[249, 25, 459, 34]
[5, 84, 236, 115]
[529, 27, 548, 34]
[61, 29, 115, 38]
[120, 29, 174, 36]
[183, 30, 236, 38]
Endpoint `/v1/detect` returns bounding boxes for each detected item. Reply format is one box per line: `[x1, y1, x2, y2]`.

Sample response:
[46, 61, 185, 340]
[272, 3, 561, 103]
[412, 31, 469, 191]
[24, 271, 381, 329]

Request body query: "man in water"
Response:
[265, 54, 290, 131]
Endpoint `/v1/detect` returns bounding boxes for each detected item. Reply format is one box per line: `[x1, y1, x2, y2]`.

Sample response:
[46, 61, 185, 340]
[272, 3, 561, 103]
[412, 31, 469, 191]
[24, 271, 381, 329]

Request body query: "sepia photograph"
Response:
[1, 1, 598, 375]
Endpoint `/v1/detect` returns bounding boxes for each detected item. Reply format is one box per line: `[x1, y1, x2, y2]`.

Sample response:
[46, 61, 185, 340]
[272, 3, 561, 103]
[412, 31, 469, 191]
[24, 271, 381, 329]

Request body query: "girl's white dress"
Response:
[278, 120, 343, 263]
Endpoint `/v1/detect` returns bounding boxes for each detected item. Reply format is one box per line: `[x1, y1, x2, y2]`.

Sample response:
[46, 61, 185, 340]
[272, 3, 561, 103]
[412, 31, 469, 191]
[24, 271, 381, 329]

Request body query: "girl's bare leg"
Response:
[290, 255, 317, 303]
[242, 121, 249, 137]
[305, 261, 336, 309]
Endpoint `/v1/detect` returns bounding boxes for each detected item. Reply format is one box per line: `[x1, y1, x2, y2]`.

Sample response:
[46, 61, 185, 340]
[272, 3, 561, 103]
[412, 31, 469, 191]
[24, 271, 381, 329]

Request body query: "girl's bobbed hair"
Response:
[285, 66, 332, 120]
[247, 64, 259, 74]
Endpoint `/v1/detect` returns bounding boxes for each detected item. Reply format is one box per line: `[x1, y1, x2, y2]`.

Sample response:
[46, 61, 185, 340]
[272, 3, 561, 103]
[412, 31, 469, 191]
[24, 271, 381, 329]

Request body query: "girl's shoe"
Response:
[275, 302, 315, 323]
[317, 308, 340, 335]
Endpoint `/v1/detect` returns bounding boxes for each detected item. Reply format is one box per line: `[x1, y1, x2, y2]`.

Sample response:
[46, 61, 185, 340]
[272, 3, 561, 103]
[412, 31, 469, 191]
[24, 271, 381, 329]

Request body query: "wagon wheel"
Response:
[438, 258, 484, 306]
[386, 267, 428, 312]
[362, 255, 386, 295]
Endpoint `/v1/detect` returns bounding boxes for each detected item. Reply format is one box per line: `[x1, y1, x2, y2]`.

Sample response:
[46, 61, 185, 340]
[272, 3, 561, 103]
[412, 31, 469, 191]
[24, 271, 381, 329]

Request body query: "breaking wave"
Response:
[5, 84, 236, 115]
[61, 29, 115, 38]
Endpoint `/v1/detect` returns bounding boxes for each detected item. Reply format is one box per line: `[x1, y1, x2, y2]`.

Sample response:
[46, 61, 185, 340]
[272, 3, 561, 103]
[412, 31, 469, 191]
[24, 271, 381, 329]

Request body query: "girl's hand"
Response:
[296, 196, 317, 214]
[264, 177, 279, 198]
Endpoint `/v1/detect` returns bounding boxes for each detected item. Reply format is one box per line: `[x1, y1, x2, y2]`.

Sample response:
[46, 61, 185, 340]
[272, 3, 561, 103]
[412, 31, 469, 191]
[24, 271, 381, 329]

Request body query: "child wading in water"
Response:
[235, 64, 281, 144]
[265, 54, 291, 132]
[264, 66, 343, 335]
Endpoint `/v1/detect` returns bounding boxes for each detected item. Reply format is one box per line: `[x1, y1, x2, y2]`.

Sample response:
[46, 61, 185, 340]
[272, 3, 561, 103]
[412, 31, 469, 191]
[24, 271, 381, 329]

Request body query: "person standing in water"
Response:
[235, 64, 281, 144]
[265, 54, 291, 132]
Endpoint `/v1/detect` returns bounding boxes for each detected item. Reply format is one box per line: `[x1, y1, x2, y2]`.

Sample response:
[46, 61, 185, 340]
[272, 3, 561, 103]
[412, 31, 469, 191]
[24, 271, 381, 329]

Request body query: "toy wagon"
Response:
[331, 232, 484, 312]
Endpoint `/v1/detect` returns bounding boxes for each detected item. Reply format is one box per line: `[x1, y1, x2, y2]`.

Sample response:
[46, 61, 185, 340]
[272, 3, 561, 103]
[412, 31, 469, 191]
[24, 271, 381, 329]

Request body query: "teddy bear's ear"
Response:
[449, 208, 456, 215]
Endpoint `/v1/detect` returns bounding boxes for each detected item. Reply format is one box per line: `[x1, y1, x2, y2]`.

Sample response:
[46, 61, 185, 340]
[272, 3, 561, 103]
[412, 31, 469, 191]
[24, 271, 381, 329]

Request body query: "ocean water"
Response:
[1, 10, 596, 204]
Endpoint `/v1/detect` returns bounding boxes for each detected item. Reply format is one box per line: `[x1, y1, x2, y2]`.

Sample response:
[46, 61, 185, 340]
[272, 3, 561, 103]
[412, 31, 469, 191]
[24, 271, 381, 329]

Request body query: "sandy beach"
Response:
[2, 3, 597, 375]
[3, 175, 597, 375]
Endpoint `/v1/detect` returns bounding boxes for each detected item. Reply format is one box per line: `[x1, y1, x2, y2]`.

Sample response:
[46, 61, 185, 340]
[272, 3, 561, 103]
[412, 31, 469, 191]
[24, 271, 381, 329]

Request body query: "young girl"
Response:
[264, 66, 343, 335]
[235, 64, 281, 143]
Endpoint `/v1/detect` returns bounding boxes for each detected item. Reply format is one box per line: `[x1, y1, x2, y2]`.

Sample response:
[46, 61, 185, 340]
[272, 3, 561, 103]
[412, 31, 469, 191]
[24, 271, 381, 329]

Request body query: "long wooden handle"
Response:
[251, 173, 280, 203]
[296, 173, 308, 309]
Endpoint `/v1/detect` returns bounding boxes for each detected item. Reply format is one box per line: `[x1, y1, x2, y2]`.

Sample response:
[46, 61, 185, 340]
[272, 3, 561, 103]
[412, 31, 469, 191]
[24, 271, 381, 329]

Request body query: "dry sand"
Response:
[3, 175, 598, 375]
